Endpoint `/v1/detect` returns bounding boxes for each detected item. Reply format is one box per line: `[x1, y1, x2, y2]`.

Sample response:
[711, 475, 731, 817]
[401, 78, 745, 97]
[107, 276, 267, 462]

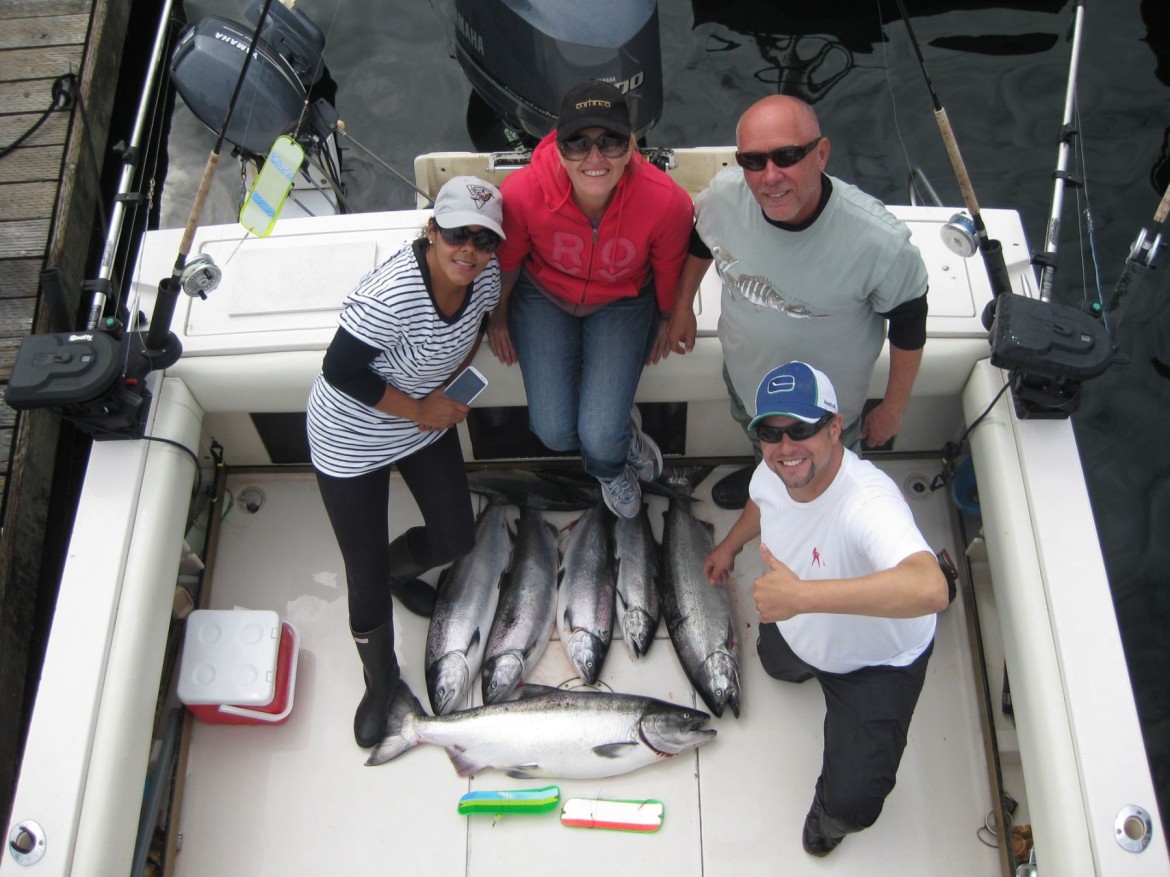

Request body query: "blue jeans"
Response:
[508, 277, 656, 480]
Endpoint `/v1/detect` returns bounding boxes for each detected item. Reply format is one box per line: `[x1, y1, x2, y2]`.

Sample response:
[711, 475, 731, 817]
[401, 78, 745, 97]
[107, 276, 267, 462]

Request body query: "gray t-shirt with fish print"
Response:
[695, 171, 927, 427]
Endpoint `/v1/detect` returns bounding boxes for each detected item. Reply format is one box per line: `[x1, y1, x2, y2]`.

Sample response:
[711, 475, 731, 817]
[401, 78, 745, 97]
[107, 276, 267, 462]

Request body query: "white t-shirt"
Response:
[751, 450, 936, 674]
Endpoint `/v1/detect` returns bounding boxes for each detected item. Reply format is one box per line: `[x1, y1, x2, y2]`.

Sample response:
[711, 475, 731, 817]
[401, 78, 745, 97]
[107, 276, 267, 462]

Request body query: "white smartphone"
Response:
[443, 365, 488, 405]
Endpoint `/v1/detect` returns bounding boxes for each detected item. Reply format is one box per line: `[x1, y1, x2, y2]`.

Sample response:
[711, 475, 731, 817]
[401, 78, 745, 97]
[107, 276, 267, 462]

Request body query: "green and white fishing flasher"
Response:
[239, 134, 305, 237]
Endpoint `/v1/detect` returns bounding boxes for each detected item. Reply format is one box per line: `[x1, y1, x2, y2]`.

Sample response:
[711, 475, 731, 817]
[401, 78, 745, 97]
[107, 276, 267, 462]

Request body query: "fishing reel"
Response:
[941, 212, 978, 258]
[1126, 225, 1163, 268]
[181, 253, 222, 299]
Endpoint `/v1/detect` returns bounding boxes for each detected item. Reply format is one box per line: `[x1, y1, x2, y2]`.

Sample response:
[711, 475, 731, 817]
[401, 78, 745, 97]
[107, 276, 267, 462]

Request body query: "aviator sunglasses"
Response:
[735, 137, 823, 172]
[753, 412, 834, 444]
[437, 225, 501, 253]
[558, 132, 631, 161]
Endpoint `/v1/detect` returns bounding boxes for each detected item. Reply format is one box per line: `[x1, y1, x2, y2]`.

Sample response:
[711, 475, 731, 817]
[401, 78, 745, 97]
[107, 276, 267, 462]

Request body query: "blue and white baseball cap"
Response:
[749, 361, 839, 428]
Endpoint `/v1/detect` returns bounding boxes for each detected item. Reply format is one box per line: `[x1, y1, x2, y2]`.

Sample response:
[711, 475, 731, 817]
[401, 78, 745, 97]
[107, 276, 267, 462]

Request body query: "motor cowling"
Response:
[170, 0, 328, 157]
[454, 0, 663, 142]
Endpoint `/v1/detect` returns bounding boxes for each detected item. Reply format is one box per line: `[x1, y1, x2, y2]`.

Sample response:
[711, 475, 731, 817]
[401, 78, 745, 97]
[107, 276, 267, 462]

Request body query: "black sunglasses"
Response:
[735, 137, 823, 172]
[437, 225, 501, 253]
[558, 132, 630, 161]
[753, 412, 834, 444]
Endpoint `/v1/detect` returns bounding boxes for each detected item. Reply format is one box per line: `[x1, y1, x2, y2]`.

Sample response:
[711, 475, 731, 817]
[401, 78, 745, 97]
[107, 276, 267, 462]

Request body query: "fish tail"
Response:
[366, 680, 423, 766]
[658, 465, 715, 496]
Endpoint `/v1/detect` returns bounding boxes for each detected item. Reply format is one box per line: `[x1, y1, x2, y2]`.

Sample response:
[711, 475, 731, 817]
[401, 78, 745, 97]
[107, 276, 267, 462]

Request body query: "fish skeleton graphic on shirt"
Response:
[711, 245, 825, 319]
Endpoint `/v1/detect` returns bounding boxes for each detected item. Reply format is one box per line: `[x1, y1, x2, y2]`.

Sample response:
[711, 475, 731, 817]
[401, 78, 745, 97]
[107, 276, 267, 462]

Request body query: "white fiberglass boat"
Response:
[3, 0, 1167, 872]
[1, 143, 1165, 877]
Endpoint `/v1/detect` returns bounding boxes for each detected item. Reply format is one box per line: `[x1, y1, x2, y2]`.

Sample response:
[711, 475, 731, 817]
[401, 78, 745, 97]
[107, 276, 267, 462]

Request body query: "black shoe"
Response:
[801, 798, 845, 857]
[389, 576, 436, 618]
[711, 464, 754, 510]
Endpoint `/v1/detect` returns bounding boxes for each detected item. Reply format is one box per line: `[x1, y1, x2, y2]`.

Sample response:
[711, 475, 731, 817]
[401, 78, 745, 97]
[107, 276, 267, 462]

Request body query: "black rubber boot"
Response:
[352, 620, 401, 748]
[388, 531, 437, 618]
[711, 464, 755, 510]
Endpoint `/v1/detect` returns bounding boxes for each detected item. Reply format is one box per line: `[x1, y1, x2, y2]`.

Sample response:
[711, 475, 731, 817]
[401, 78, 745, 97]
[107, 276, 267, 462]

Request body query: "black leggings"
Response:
[315, 429, 476, 631]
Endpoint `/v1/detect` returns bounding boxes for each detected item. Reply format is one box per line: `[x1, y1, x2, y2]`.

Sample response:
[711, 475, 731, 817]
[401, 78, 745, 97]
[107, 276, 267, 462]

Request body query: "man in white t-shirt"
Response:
[705, 360, 949, 857]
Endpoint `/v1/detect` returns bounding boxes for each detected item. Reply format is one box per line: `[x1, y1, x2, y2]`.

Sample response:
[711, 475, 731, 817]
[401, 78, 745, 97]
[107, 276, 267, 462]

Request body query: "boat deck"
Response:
[172, 461, 1006, 876]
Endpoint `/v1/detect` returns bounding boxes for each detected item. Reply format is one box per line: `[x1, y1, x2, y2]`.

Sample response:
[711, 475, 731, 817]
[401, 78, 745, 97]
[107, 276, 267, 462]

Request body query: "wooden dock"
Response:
[0, 0, 132, 833]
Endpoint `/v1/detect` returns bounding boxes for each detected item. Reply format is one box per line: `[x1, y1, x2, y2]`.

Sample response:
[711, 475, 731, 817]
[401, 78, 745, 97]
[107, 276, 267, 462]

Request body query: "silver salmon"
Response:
[613, 504, 661, 659]
[481, 507, 558, 704]
[425, 500, 513, 715]
[556, 502, 615, 684]
[368, 682, 716, 778]
[661, 468, 742, 718]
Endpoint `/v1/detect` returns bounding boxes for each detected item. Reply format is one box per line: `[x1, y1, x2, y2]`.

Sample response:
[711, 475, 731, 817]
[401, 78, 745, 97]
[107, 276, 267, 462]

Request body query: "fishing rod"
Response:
[335, 121, 434, 206]
[1104, 179, 1170, 326]
[1034, 0, 1086, 303]
[892, 0, 1012, 302]
[143, 0, 283, 361]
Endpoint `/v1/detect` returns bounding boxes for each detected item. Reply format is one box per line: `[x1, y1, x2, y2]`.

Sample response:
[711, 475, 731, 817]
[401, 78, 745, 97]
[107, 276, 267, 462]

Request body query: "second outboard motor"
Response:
[454, 0, 663, 145]
[170, 0, 334, 157]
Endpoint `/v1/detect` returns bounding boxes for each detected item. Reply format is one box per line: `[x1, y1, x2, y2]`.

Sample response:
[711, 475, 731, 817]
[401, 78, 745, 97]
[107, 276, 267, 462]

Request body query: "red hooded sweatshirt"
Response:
[497, 132, 694, 315]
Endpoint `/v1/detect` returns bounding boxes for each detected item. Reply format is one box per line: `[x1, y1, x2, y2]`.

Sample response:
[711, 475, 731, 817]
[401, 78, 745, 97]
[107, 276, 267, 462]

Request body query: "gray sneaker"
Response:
[599, 465, 642, 518]
[627, 406, 663, 483]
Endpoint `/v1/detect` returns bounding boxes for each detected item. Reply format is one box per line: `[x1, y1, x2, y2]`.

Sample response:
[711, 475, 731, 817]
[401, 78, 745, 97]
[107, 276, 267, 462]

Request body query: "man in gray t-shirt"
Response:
[662, 96, 929, 506]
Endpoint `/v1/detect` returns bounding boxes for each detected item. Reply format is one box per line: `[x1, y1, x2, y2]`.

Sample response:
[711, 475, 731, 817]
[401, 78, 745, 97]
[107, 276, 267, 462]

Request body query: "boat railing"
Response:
[413, 146, 738, 204]
[908, 167, 944, 208]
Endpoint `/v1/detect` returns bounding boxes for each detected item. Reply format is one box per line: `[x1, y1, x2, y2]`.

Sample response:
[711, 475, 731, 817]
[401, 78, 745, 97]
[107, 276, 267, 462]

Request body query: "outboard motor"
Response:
[170, 0, 335, 157]
[454, 0, 663, 145]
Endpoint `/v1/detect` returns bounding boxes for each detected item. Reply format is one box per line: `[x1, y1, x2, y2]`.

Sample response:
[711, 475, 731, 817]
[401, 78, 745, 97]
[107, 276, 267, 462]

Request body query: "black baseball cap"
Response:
[556, 80, 633, 141]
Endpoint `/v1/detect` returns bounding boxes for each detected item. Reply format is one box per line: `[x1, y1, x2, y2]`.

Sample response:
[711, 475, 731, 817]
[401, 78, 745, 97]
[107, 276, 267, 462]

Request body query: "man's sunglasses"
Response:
[734, 137, 823, 172]
[558, 132, 631, 161]
[753, 412, 834, 443]
[437, 225, 501, 253]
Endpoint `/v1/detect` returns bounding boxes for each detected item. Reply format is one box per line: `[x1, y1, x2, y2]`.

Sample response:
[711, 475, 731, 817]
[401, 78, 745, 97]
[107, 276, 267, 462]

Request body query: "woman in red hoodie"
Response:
[487, 80, 694, 517]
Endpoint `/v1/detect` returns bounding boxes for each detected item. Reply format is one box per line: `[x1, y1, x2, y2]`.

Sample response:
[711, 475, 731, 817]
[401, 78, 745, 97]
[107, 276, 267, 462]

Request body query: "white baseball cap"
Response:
[433, 176, 506, 239]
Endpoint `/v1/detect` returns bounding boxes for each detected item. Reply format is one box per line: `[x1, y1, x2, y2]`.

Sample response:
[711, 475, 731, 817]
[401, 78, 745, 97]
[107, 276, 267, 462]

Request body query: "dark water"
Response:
[160, 0, 1169, 832]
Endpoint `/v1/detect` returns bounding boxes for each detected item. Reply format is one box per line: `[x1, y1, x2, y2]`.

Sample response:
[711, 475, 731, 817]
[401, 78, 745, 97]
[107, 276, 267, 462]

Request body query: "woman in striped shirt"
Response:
[306, 176, 504, 747]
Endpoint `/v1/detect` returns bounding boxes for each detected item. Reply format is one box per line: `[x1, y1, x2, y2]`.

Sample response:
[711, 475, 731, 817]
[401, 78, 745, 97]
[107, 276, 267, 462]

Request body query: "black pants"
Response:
[315, 429, 476, 631]
[757, 622, 933, 834]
